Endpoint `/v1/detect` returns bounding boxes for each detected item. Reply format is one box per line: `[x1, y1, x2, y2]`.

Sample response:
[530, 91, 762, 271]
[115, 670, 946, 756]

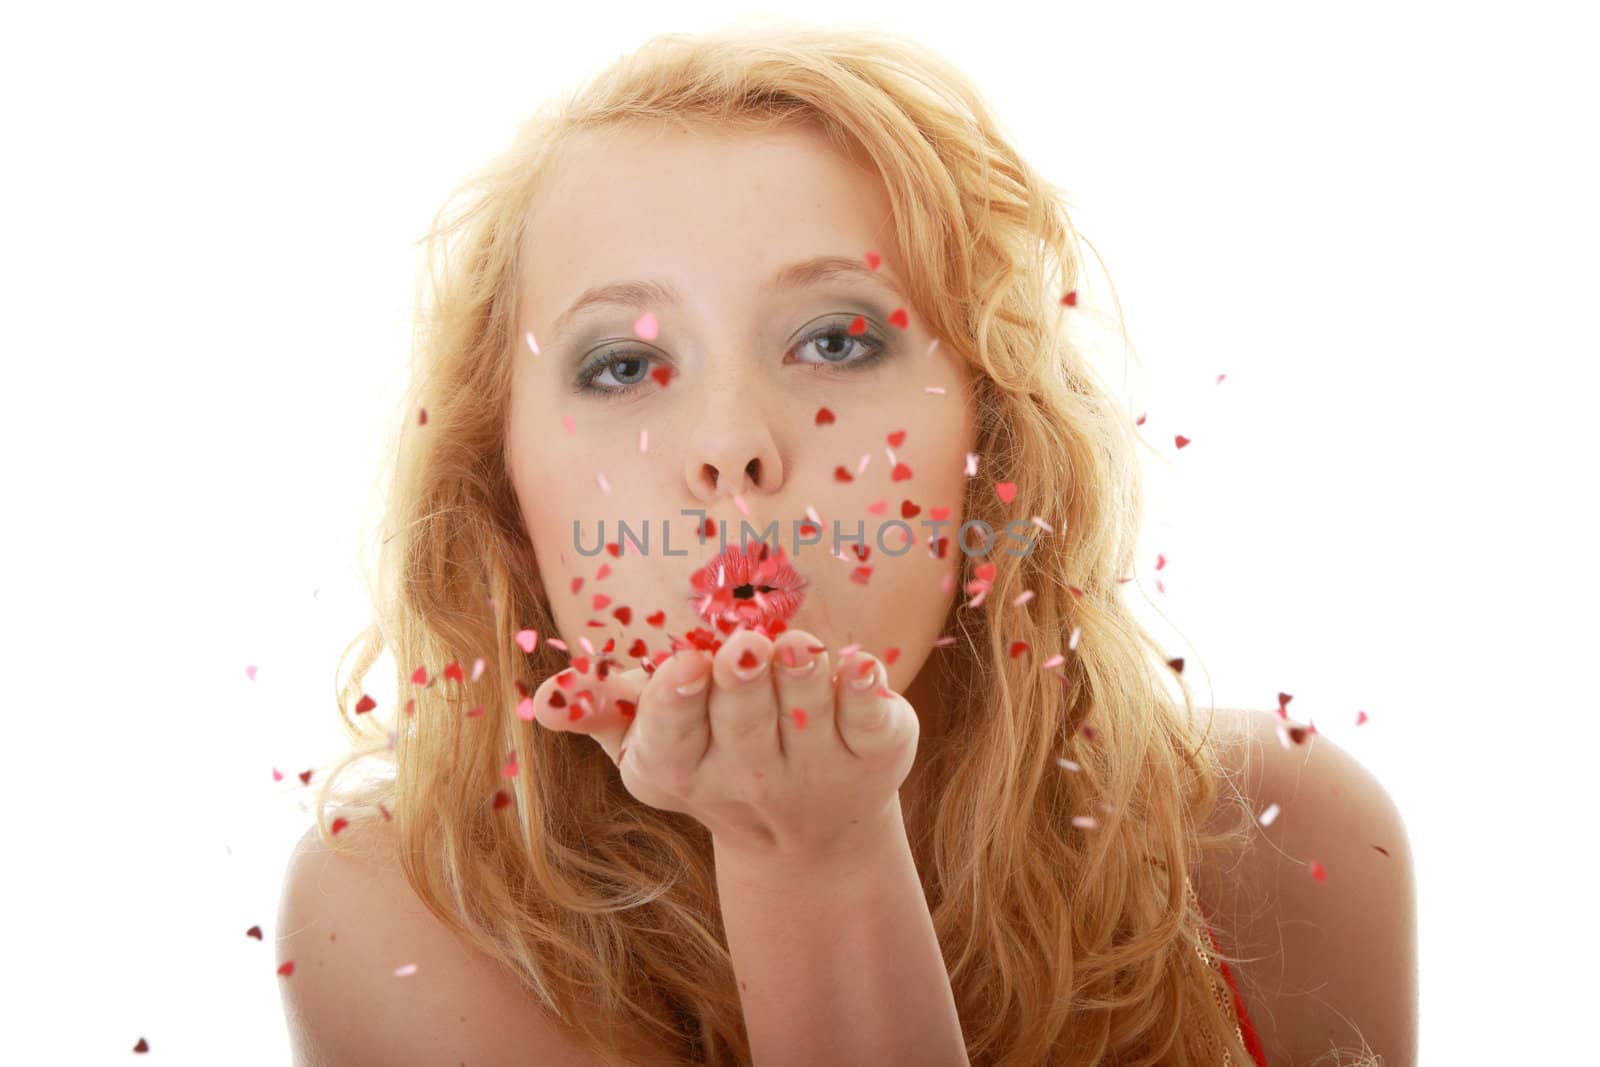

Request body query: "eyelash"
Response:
[572, 320, 892, 399]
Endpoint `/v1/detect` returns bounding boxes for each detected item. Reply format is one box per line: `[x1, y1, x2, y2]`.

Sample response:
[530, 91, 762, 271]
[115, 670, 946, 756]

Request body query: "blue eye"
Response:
[572, 319, 892, 399]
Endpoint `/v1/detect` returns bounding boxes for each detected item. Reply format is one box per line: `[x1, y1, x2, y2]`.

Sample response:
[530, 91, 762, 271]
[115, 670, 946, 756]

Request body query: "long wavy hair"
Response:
[305, 19, 1377, 1066]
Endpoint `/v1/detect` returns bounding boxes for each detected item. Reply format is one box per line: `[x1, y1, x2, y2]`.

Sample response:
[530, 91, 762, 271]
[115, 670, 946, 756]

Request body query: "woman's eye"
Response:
[573, 319, 891, 399]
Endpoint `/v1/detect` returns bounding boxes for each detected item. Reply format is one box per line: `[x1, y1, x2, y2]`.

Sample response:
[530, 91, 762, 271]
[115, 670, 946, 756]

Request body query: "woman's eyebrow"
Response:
[548, 255, 905, 342]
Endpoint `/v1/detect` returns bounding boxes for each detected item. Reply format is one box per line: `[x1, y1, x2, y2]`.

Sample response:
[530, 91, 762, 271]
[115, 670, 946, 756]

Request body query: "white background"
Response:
[4, 1, 1593, 1062]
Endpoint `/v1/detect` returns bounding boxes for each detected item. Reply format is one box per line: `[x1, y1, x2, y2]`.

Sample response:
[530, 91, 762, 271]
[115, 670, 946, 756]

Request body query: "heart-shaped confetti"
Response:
[834, 466, 854, 483]
[355, 694, 376, 714]
[245, 665, 257, 682]
[889, 308, 909, 329]
[1175, 435, 1191, 449]
[929, 505, 951, 522]
[901, 500, 920, 519]
[815, 406, 836, 426]
[645, 610, 666, 627]
[514, 629, 538, 653]
[995, 482, 1018, 504]
[887, 429, 906, 448]
[634, 311, 659, 340]
[847, 315, 868, 336]
[867, 498, 888, 515]
[864, 251, 881, 270]
[649, 366, 671, 387]
[891, 462, 912, 482]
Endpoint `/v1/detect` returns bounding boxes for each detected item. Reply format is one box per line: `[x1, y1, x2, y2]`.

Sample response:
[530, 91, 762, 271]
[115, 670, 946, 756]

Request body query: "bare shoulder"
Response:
[274, 814, 684, 1067]
[1192, 708, 1418, 1067]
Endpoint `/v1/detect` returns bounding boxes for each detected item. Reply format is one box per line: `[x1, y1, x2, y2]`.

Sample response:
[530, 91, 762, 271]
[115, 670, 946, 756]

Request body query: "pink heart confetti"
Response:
[562, 415, 575, 435]
[514, 629, 539, 653]
[245, 665, 257, 682]
[965, 452, 979, 477]
[864, 251, 881, 270]
[394, 963, 418, 978]
[867, 498, 888, 515]
[1258, 803, 1280, 827]
[995, 482, 1018, 504]
[634, 312, 659, 340]
[639, 428, 648, 452]
[524, 331, 541, 356]
[929, 505, 951, 522]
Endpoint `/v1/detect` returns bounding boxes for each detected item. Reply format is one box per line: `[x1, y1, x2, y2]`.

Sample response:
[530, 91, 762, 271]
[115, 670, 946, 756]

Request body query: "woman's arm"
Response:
[713, 802, 970, 1067]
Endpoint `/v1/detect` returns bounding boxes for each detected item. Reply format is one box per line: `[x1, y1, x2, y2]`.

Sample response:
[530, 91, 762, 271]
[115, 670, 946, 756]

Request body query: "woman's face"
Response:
[506, 121, 977, 712]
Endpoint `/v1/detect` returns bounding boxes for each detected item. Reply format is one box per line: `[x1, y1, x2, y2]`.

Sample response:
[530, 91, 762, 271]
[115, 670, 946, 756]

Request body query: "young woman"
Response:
[276, 22, 1415, 1067]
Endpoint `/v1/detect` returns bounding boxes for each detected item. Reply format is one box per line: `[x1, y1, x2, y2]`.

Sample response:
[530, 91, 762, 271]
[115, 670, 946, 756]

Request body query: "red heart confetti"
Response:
[1008, 641, 1029, 658]
[411, 665, 428, 685]
[355, 694, 376, 714]
[851, 543, 871, 562]
[834, 465, 854, 483]
[901, 500, 920, 519]
[646, 610, 666, 627]
[847, 315, 868, 336]
[884, 647, 900, 665]
[815, 406, 836, 426]
[613, 606, 632, 625]
[616, 699, 637, 720]
[627, 638, 648, 658]
[649, 365, 672, 387]
[443, 660, 464, 683]
[592, 593, 611, 611]
[929, 505, 951, 522]
[737, 649, 761, 671]
[418, 408, 428, 426]
[791, 707, 809, 729]
[1061, 290, 1077, 306]
[134, 1039, 150, 1053]
[995, 482, 1018, 504]
[1175, 435, 1191, 449]
[1309, 861, 1327, 882]
[891, 462, 912, 482]
[606, 542, 623, 558]
[278, 961, 295, 977]
[850, 566, 873, 585]
[864, 251, 881, 270]
[246, 925, 263, 940]
[887, 429, 906, 448]
[492, 790, 512, 810]
[331, 817, 349, 836]
[889, 308, 909, 329]
[570, 577, 584, 595]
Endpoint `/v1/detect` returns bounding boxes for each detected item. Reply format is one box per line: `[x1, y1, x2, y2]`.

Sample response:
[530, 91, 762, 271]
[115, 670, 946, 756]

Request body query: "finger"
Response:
[706, 627, 783, 768]
[531, 662, 647, 767]
[771, 630, 832, 761]
[833, 650, 913, 760]
[625, 648, 714, 798]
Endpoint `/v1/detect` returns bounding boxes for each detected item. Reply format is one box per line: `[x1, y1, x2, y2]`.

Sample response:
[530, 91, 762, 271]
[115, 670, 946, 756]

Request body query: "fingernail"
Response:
[732, 645, 769, 683]
[777, 644, 817, 677]
[675, 656, 710, 697]
[849, 659, 879, 691]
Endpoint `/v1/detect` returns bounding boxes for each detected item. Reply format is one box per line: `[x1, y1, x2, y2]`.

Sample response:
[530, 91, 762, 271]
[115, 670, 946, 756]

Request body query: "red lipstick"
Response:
[688, 541, 807, 629]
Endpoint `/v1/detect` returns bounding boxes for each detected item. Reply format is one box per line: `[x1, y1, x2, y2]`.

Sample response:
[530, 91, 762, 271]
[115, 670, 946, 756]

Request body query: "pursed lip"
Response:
[687, 541, 808, 627]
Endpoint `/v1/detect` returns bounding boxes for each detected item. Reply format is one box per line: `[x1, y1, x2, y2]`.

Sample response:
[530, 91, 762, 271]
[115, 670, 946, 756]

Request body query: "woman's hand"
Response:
[529, 626, 919, 871]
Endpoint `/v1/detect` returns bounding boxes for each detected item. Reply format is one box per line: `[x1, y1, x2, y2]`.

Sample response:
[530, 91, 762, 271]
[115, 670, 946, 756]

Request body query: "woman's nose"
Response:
[683, 389, 784, 502]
